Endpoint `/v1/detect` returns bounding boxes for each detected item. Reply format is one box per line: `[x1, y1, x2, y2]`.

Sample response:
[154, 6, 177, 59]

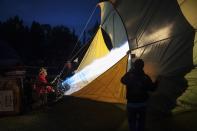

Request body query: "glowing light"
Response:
[140, 24, 174, 45]
[63, 42, 129, 95]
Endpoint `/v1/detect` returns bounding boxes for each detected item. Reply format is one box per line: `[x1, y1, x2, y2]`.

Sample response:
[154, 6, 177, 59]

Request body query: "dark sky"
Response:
[0, 0, 100, 35]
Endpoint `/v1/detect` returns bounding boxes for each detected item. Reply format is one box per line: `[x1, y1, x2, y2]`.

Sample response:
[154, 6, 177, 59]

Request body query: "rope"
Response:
[68, 5, 98, 61]
[52, 4, 99, 82]
[179, 0, 186, 6]
[130, 30, 193, 51]
[69, 30, 96, 62]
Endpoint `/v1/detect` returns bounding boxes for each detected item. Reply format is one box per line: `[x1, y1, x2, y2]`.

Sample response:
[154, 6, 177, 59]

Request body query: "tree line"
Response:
[0, 16, 99, 68]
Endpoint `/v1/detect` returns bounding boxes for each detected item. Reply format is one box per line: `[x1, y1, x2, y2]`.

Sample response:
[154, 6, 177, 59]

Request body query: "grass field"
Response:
[0, 96, 197, 131]
[0, 96, 128, 131]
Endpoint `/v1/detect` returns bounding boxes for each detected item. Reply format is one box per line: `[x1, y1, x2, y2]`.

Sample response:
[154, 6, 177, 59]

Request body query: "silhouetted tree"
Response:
[0, 16, 31, 62]
[0, 16, 80, 69]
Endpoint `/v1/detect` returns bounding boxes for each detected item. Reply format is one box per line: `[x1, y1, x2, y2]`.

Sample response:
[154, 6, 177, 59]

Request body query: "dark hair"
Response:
[134, 59, 144, 69]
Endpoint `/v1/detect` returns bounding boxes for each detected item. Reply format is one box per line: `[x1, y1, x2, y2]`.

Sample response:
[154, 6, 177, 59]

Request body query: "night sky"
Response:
[0, 0, 100, 35]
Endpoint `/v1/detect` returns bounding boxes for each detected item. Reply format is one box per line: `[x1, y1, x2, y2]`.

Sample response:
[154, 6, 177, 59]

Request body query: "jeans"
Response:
[127, 104, 146, 131]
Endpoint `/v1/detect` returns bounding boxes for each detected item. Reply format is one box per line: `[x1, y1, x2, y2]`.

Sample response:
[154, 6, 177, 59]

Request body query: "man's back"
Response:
[121, 58, 154, 131]
[121, 69, 154, 103]
[121, 59, 154, 103]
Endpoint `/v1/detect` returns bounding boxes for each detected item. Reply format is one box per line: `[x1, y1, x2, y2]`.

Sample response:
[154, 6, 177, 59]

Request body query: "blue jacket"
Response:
[121, 68, 154, 103]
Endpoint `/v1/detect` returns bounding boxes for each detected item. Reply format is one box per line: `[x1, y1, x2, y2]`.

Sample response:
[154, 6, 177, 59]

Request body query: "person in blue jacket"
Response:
[121, 58, 155, 131]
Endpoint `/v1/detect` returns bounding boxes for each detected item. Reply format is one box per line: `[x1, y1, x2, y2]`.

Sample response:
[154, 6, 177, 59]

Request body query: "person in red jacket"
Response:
[35, 67, 54, 106]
